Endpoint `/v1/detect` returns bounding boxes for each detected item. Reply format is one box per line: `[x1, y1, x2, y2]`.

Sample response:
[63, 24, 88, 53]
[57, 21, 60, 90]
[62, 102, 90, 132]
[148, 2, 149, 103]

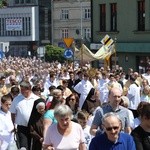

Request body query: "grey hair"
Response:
[54, 104, 73, 119]
[52, 89, 62, 95]
[36, 102, 45, 109]
[102, 112, 121, 124]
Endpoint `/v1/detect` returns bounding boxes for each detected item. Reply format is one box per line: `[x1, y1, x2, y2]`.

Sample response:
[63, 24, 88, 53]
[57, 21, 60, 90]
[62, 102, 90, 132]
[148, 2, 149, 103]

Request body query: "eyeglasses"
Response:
[105, 126, 119, 131]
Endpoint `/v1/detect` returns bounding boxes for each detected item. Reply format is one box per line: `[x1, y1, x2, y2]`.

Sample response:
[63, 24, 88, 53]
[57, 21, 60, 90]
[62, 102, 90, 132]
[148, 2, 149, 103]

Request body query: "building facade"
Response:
[0, 0, 51, 57]
[91, 0, 150, 72]
[0, 0, 91, 57]
[53, 0, 91, 48]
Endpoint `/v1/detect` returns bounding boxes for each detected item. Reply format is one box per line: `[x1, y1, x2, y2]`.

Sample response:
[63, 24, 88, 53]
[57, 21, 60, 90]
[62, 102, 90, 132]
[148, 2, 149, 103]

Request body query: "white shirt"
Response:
[10, 93, 39, 126]
[61, 73, 70, 80]
[132, 117, 141, 129]
[43, 79, 59, 96]
[74, 79, 93, 108]
[127, 83, 141, 110]
[0, 109, 14, 150]
[120, 78, 127, 85]
[98, 78, 109, 104]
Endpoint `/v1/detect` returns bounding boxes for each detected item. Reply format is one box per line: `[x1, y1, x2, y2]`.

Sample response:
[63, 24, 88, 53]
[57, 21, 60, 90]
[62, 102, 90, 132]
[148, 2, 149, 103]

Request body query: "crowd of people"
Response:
[0, 56, 150, 150]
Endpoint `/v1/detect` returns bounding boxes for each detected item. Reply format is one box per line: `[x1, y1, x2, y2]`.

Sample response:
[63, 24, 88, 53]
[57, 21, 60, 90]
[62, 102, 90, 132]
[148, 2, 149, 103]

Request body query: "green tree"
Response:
[45, 45, 66, 63]
[0, 0, 7, 8]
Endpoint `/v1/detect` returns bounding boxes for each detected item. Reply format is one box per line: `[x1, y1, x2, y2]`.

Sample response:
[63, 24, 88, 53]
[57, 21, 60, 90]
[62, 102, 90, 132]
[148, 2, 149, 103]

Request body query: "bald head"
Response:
[108, 88, 122, 107]
[109, 88, 122, 96]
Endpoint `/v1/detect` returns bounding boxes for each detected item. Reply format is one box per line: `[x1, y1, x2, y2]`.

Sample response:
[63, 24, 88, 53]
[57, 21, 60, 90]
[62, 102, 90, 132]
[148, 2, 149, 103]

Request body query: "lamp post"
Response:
[77, 0, 83, 40]
[77, 0, 84, 69]
[80, 1, 83, 40]
[51, 0, 54, 45]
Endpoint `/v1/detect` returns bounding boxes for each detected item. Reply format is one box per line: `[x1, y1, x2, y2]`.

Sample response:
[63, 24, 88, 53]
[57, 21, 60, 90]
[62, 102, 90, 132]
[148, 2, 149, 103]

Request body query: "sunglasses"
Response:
[105, 126, 119, 131]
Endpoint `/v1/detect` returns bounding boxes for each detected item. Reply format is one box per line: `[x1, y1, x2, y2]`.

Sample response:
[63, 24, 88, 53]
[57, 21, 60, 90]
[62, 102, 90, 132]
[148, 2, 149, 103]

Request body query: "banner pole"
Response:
[72, 42, 75, 74]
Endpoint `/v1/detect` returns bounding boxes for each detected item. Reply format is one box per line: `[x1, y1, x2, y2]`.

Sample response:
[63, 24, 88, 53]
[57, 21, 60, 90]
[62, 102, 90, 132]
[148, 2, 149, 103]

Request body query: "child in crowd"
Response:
[0, 95, 15, 150]
[77, 110, 92, 149]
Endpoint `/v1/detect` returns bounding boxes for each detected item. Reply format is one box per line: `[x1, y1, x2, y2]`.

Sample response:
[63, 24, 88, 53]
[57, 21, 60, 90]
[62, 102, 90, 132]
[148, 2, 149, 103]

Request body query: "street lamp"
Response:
[77, 0, 84, 69]
[77, 0, 83, 40]
[51, 0, 54, 45]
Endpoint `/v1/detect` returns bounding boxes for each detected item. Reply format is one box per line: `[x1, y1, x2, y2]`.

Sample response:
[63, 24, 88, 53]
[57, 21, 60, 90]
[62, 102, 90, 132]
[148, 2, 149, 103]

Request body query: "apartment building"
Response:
[53, 0, 91, 48]
[91, 0, 150, 72]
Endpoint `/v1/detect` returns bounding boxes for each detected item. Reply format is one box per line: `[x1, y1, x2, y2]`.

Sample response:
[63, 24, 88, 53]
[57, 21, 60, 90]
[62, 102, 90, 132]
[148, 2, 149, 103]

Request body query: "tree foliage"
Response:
[0, 0, 7, 8]
[45, 45, 66, 63]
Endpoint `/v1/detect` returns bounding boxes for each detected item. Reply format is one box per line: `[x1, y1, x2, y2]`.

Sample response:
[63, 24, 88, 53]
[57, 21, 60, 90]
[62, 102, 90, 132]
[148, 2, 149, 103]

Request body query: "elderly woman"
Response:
[43, 104, 86, 150]
[28, 98, 46, 150]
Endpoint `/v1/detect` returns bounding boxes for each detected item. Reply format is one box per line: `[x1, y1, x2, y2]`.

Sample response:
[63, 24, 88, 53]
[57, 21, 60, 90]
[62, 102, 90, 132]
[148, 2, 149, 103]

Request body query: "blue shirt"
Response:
[89, 132, 136, 150]
[44, 110, 57, 124]
[92, 104, 130, 131]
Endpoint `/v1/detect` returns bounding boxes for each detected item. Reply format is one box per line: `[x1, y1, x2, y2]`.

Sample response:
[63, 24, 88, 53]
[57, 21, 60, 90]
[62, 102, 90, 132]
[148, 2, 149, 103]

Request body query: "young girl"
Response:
[0, 95, 15, 150]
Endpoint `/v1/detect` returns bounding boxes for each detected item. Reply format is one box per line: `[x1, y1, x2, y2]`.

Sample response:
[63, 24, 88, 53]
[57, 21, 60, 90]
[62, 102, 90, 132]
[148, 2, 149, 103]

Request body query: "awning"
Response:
[116, 43, 150, 53]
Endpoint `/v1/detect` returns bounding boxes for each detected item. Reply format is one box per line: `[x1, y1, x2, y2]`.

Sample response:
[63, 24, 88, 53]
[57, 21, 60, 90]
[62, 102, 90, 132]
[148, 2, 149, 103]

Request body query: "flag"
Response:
[94, 44, 115, 60]
[74, 35, 115, 62]
[74, 44, 97, 61]
[100, 34, 115, 60]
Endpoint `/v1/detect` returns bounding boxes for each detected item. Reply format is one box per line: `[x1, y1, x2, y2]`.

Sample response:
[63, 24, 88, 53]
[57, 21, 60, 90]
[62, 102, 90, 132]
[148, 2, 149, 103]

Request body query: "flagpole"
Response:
[107, 58, 110, 67]
[79, 0, 83, 71]
[104, 59, 107, 71]
[72, 42, 75, 74]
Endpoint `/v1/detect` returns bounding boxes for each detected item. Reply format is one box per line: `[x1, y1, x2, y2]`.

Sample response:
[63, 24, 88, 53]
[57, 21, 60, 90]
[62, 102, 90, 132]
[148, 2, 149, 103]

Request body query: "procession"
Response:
[0, 54, 150, 150]
[1, 0, 150, 150]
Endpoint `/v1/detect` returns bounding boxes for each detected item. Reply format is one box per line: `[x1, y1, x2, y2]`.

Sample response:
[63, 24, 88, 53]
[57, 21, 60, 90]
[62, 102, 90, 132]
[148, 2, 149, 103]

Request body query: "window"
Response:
[84, 8, 91, 19]
[84, 28, 91, 40]
[61, 9, 69, 20]
[14, 0, 34, 4]
[138, 0, 145, 31]
[100, 4, 106, 31]
[61, 29, 68, 38]
[14, 0, 19, 4]
[20, 0, 24, 4]
[26, 0, 31, 3]
[110, 3, 117, 31]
